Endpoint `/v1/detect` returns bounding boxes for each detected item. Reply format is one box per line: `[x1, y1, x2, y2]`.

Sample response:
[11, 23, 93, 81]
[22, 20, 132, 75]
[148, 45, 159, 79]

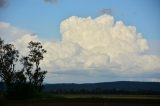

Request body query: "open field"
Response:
[1, 94, 160, 106]
[49, 94, 160, 99]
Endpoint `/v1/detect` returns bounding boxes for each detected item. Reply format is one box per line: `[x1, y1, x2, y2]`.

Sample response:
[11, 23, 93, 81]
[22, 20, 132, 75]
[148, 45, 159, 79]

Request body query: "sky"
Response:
[0, 0, 160, 83]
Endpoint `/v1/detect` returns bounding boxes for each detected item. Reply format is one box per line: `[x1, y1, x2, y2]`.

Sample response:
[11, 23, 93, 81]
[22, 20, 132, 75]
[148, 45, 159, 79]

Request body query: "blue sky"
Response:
[0, 0, 160, 83]
[1, 0, 160, 40]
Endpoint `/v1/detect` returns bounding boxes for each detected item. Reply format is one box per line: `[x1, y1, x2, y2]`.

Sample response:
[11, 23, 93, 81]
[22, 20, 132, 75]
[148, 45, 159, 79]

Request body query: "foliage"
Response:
[0, 37, 47, 99]
[0, 38, 19, 87]
[21, 41, 47, 91]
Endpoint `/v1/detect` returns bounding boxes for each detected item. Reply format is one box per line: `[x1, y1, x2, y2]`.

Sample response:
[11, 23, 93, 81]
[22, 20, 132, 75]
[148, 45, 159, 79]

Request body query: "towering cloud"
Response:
[0, 15, 160, 82]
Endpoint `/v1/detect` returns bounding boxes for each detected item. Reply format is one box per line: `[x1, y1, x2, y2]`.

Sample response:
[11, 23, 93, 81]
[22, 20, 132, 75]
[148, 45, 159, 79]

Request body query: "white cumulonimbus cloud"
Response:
[0, 21, 31, 42]
[0, 15, 160, 82]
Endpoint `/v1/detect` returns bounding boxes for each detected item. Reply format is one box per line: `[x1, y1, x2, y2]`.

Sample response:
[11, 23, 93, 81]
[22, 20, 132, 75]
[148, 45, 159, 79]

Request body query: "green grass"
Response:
[1, 93, 160, 106]
[34, 92, 160, 100]
[1, 92, 160, 101]
[54, 94, 160, 99]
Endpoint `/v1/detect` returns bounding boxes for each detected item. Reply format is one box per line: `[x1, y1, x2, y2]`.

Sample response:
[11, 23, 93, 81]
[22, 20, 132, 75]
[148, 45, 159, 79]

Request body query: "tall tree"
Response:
[21, 41, 47, 91]
[0, 38, 19, 87]
[0, 37, 47, 99]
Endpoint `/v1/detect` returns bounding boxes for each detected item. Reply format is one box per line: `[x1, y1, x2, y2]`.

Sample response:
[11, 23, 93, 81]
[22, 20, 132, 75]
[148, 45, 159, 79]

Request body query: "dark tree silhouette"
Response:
[21, 41, 47, 91]
[0, 38, 19, 89]
[0, 37, 47, 99]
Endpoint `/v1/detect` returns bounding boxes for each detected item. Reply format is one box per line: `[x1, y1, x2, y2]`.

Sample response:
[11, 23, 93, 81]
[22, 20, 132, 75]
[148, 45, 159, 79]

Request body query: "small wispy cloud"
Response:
[98, 8, 112, 15]
[0, 0, 6, 8]
[44, 0, 59, 4]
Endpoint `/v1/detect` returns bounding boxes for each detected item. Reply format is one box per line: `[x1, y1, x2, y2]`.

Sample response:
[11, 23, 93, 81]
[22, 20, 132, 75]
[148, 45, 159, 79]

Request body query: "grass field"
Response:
[47, 94, 160, 99]
[1, 94, 160, 106]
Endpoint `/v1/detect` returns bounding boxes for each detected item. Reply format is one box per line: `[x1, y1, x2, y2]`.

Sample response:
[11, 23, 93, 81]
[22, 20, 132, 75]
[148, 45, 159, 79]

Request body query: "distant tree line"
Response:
[0, 37, 47, 99]
[47, 88, 160, 95]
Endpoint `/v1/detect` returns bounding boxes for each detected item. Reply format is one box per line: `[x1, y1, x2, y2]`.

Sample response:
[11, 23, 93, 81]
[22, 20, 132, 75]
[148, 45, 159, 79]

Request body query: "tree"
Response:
[0, 37, 47, 99]
[21, 41, 47, 91]
[0, 38, 19, 89]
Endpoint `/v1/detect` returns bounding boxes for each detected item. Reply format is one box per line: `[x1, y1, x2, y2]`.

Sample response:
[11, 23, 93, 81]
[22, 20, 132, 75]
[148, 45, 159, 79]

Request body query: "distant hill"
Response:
[44, 81, 160, 94]
[1, 81, 160, 94]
